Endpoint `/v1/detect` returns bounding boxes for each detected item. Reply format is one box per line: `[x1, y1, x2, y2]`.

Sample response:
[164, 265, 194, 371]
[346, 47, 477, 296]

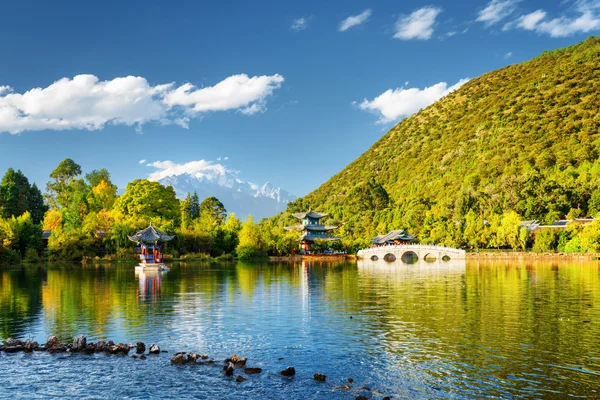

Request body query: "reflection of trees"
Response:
[336, 260, 600, 395]
[0, 266, 45, 339]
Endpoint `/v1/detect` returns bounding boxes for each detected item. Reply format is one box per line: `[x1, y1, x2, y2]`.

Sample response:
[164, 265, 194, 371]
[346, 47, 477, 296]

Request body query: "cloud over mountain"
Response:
[358, 79, 470, 123]
[0, 73, 284, 134]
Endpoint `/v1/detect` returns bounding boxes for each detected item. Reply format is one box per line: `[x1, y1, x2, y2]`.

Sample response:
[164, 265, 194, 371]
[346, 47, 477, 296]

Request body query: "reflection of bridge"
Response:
[357, 245, 466, 262]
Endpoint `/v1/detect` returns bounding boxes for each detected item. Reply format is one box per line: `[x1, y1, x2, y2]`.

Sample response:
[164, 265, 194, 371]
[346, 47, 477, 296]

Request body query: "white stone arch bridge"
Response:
[357, 245, 466, 263]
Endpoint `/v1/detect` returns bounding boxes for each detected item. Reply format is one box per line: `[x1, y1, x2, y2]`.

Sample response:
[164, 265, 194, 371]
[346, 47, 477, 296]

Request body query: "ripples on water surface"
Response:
[1, 260, 600, 399]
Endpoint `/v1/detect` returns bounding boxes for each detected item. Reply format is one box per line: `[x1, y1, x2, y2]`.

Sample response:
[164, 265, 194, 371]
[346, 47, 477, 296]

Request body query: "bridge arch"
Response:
[442, 255, 451, 262]
[401, 251, 419, 264]
[423, 253, 437, 262]
[383, 253, 396, 262]
[370, 255, 378, 261]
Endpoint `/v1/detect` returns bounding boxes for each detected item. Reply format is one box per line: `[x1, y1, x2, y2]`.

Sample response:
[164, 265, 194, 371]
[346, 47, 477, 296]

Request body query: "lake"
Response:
[1, 259, 599, 399]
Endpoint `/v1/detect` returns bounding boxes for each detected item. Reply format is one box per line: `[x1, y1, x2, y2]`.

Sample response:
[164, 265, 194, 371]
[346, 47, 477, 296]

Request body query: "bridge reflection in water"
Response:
[357, 258, 467, 278]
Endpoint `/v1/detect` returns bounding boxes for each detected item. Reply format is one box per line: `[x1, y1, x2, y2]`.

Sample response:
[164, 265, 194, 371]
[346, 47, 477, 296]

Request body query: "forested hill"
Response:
[281, 37, 600, 248]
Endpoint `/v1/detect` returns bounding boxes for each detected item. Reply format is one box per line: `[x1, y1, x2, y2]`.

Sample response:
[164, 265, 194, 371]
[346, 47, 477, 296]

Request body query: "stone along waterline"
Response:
[1, 260, 600, 398]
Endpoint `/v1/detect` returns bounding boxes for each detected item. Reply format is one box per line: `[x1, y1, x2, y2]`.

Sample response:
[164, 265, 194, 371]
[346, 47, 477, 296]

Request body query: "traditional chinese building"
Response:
[370, 230, 415, 247]
[286, 211, 340, 253]
[128, 222, 174, 268]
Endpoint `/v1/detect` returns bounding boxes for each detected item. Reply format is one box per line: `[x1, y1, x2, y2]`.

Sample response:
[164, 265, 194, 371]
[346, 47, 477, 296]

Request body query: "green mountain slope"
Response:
[284, 37, 600, 247]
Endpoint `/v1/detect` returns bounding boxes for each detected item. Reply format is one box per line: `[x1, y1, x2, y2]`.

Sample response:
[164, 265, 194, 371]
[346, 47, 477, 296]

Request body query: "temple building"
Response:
[128, 222, 174, 268]
[286, 211, 340, 253]
[370, 230, 415, 247]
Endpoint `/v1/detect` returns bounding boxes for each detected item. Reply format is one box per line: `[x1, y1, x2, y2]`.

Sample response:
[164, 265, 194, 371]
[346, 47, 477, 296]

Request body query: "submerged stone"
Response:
[244, 368, 262, 375]
[280, 366, 296, 376]
[223, 362, 235, 376]
[171, 353, 188, 364]
[149, 344, 160, 354]
[72, 336, 87, 352]
[136, 342, 146, 354]
[235, 375, 246, 382]
[314, 373, 326, 382]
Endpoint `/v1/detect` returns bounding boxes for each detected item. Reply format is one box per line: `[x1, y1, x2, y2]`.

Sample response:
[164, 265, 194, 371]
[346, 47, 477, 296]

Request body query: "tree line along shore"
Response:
[1, 158, 599, 264]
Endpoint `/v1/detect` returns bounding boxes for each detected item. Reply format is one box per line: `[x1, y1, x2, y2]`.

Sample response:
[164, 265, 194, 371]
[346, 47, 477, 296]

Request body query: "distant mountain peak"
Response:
[156, 172, 295, 219]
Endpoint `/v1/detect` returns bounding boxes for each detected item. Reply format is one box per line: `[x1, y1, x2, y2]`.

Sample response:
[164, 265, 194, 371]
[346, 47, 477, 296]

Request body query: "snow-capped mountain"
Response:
[157, 172, 295, 219]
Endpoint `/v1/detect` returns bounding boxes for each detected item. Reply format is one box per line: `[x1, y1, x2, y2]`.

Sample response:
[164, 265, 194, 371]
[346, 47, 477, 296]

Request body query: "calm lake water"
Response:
[1, 259, 599, 399]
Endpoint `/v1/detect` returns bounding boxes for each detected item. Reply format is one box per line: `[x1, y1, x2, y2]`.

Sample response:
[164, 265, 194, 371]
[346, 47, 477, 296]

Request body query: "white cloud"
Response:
[339, 9, 372, 31]
[506, 2, 600, 37]
[394, 7, 442, 40]
[0, 73, 284, 134]
[291, 17, 309, 31]
[504, 51, 513, 59]
[359, 78, 470, 123]
[138, 159, 147, 164]
[162, 74, 284, 115]
[477, 0, 518, 26]
[224, 157, 229, 160]
[515, 10, 547, 30]
[147, 159, 234, 186]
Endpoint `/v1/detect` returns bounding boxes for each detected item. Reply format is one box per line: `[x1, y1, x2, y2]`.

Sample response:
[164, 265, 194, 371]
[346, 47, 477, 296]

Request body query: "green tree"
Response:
[114, 179, 180, 227]
[200, 196, 227, 225]
[236, 216, 263, 260]
[29, 183, 47, 224]
[47, 158, 82, 209]
[0, 168, 31, 218]
[190, 192, 200, 220]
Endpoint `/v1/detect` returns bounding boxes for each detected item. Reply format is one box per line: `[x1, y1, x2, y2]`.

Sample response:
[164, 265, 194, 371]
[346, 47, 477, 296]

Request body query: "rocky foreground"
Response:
[1, 336, 391, 400]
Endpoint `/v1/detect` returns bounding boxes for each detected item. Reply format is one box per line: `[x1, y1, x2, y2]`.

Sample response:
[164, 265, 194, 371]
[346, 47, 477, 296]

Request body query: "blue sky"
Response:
[0, 0, 598, 196]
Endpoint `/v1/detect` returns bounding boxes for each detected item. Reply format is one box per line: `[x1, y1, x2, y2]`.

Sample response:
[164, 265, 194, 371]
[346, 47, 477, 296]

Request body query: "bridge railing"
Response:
[357, 244, 466, 255]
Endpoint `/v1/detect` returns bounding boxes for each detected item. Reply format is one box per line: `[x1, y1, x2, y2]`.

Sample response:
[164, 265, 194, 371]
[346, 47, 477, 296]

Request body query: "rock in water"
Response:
[84, 343, 96, 354]
[281, 366, 296, 376]
[140, 355, 147, 360]
[187, 353, 200, 363]
[95, 340, 106, 352]
[45, 336, 60, 348]
[235, 357, 247, 368]
[355, 396, 368, 400]
[223, 362, 235, 376]
[23, 340, 38, 353]
[314, 373, 326, 382]
[235, 375, 246, 382]
[149, 344, 160, 354]
[244, 368, 262, 375]
[171, 353, 188, 364]
[136, 342, 146, 354]
[4, 338, 24, 352]
[110, 343, 130, 355]
[72, 336, 87, 352]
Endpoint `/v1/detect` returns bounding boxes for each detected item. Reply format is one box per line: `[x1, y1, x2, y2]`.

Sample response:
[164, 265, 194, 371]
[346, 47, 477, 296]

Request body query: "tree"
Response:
[114, 179, 180, 227]
[180, 194, 192, 229]
[200, 196, 227, 225]
[190, 192, 200, 220]
[236, 216, 263, 260]
[47, 158, 82, 209]
[0, 168, 31, 218]
[85, 168, 112, 188]
[29, 183, 47, 224]
[90, 179, 117, 211]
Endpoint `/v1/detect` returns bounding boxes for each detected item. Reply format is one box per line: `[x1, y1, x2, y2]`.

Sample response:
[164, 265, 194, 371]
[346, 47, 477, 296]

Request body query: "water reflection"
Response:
[135, 270, 164, 300]
[0, 260, 599, 398]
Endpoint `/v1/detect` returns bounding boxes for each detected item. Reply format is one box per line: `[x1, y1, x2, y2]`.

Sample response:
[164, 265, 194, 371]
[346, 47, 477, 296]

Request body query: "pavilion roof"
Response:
[128, 222, 175, 242]
[286, 224, 337, 232]
[370, 230, 415, 244]
[302, 234, 340, 242]
[292, 211, 328, 220]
